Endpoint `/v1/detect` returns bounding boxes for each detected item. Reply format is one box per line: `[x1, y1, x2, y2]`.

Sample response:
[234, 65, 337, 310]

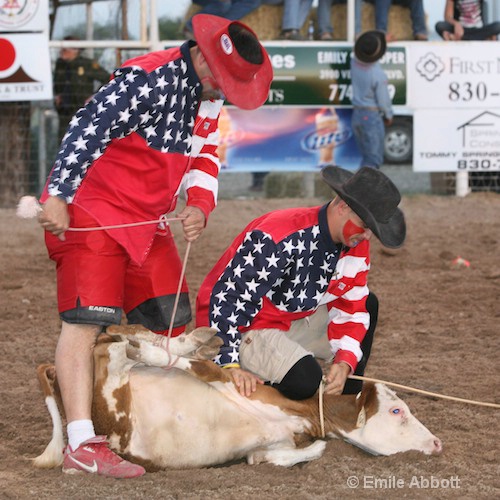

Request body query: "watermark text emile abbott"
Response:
[347, 475, 461, 490]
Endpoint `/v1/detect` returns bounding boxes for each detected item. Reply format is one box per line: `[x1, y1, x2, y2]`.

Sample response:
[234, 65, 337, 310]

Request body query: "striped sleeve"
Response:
[184, 99, 223, 219]
[326, 243, 371, 372]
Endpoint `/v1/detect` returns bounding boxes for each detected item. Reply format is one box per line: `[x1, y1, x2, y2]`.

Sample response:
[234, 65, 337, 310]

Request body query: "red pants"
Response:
[45, 206, 189, 335]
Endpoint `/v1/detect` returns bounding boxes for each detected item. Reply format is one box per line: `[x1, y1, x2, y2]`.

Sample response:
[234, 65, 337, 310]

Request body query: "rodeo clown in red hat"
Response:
[37, 15, 272, 479]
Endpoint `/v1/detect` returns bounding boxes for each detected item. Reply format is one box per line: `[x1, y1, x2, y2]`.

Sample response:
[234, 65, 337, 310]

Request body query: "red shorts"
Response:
[45, 206, 190, 335]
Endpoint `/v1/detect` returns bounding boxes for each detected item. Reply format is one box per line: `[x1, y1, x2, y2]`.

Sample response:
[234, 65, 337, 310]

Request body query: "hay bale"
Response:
[361, 3, 413, 40]
[185, 3, 414, 41]
[241, 5, 284, 40]
[265, 172, 307, 198]
[183, 4, 284, 40]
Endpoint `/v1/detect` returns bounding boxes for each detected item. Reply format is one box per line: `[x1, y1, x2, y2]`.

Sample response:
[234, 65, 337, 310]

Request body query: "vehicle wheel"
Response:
[384, 120, 412, 164]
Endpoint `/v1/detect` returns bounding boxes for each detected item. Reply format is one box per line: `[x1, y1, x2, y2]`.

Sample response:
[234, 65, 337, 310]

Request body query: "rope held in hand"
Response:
[153, 241, 192, 369]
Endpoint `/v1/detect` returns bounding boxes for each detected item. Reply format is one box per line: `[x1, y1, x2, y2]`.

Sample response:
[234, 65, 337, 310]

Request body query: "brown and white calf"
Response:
[34, 325, 442, 471]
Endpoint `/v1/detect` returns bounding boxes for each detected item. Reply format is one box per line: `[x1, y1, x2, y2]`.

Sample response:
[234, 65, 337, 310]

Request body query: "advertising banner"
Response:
[408, 42, 500, 109]
[0, 33, 52, 101]
[164, 42, 408, 172]
[410, 42, 500, 172]
[217, 106, 361, 172]
[265, 42, 407, 106]
[414, 108, 500, 172]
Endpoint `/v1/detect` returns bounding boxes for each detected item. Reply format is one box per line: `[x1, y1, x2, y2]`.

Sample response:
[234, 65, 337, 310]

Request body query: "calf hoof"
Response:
[187, 327, 219, 346]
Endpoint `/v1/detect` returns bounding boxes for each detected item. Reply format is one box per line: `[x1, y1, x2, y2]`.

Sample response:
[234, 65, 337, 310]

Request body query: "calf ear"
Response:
[355, 382, 378, 426]
[356, 405, 366, 428]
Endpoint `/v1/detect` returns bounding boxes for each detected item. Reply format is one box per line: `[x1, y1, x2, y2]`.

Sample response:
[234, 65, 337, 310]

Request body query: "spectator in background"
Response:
[318, 0, 427, 42]
[53, 36, 109, 142]
[318, 0, 362, 41]
[350, 30, 393, 170]
[435, 0, 500, 41]
[184, 0, 262, 38]
[363, 0, 428, 41]
[278, 0, 314, 39]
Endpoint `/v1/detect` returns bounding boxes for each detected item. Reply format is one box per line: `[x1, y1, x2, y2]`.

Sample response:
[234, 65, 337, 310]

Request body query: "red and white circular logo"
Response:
[0, 0, 40, 29]
[0, 38, 16, 72]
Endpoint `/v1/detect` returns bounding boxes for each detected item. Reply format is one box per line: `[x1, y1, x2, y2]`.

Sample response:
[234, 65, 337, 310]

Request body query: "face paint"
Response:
[343, 219, 367, 246]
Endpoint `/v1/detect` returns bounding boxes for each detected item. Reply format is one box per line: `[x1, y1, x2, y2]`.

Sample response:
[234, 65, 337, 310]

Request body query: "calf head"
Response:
[340, 383, 442, 456]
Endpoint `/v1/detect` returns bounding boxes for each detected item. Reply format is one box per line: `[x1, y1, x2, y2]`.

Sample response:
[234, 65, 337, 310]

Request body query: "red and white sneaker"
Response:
[62, 436, 145, 478]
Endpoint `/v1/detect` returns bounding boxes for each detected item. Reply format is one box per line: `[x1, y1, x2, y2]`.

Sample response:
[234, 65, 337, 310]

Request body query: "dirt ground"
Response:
[1, 192, 499, 499]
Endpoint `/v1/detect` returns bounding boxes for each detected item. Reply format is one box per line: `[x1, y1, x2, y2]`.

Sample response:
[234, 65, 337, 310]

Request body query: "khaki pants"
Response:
[239, 305, 332, 384]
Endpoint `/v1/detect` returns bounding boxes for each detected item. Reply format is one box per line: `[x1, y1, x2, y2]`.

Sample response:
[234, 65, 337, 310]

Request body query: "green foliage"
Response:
[159, 16, 185, 40]
[59, 16, 185, 41]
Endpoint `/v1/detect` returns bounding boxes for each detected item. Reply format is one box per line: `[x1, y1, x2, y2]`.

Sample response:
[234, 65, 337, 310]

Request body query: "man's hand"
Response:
[324, 362, 351, 396]
[226, 367, 264, 397]
[38, 196, 70, 241]
[177, 206, 206, 242]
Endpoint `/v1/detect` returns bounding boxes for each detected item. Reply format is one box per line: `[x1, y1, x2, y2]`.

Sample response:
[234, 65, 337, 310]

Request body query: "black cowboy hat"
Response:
[321, 165, 406, 249]
[354, 30, 386, 63]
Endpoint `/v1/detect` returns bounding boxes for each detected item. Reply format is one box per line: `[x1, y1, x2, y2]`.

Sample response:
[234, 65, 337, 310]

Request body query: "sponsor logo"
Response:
[301, 128, 352, 152]
[68, 456, 98, 473]
[88, 306, 116, 314]
[220, 34, 233, 55]
[0, 0, 40, 29]
[415, 52, 445, 82]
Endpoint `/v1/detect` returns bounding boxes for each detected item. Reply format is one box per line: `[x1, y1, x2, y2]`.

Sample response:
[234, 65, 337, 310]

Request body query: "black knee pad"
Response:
[273, 355, 323, 400]
[126, 293, 192, 332]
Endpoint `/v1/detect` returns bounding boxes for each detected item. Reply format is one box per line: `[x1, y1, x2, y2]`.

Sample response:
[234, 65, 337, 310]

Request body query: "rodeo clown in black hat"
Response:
[351, 30, 394, 170]
[196, 165, 406, 400]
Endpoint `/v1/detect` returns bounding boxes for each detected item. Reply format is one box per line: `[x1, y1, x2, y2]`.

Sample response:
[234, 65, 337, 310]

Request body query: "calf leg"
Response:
[107, 325, 222, 360]
[124, 336, 232, 385]
[247, 440, 326, 467]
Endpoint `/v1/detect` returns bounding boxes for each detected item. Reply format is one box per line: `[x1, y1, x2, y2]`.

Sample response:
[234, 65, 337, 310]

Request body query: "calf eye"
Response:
[391, 408, 400, 415]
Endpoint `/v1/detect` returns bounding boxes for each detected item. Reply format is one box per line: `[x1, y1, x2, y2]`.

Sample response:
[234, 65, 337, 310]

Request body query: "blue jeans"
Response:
[351, 109, 385, 169]
[281, 0, 313, 31]
[368, 0, 427, 37]
[187, 0, 261, 30]
[317, 0, 362, 36]
[435, 21, 500, 41]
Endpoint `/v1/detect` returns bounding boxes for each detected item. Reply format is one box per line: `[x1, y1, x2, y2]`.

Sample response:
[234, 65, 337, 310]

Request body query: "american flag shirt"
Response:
[41, 41, 223, 265]
[196, 204, 371, 371]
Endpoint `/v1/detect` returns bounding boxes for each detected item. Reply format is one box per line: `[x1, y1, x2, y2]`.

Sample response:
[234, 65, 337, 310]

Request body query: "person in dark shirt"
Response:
[53, 36, 110, 141]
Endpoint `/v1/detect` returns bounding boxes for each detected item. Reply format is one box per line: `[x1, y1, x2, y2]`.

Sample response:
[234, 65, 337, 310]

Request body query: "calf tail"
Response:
[32, 364, 65, 468]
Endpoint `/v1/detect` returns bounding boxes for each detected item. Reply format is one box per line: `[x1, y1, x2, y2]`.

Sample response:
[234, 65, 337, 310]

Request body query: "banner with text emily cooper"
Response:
[410, 42, 500, 172]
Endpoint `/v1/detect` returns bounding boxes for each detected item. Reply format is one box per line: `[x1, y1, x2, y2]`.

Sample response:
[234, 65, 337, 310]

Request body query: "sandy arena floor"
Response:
[0, 192, 499, 499]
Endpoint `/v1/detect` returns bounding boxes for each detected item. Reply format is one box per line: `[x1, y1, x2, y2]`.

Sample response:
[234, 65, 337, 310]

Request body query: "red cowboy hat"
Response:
[192, 14, 273, 110]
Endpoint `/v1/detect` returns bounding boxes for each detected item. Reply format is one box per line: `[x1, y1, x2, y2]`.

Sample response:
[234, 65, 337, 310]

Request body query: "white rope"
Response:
[66, 215, 184, 231]
[16, 195, 184, 231]
[17, 196, 194, 369]
[349, 375, 500, 409]
[318, 377, 326, 438]
[154, 241, 192, 369]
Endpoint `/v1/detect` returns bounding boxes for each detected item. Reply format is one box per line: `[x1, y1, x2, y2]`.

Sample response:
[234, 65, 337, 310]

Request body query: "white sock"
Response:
[67, 419, 96, 451]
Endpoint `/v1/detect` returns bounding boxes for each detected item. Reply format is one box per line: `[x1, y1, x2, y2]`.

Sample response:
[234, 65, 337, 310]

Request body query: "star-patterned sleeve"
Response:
[47, 66, 158, 202]
[209, 230, 287, 367]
